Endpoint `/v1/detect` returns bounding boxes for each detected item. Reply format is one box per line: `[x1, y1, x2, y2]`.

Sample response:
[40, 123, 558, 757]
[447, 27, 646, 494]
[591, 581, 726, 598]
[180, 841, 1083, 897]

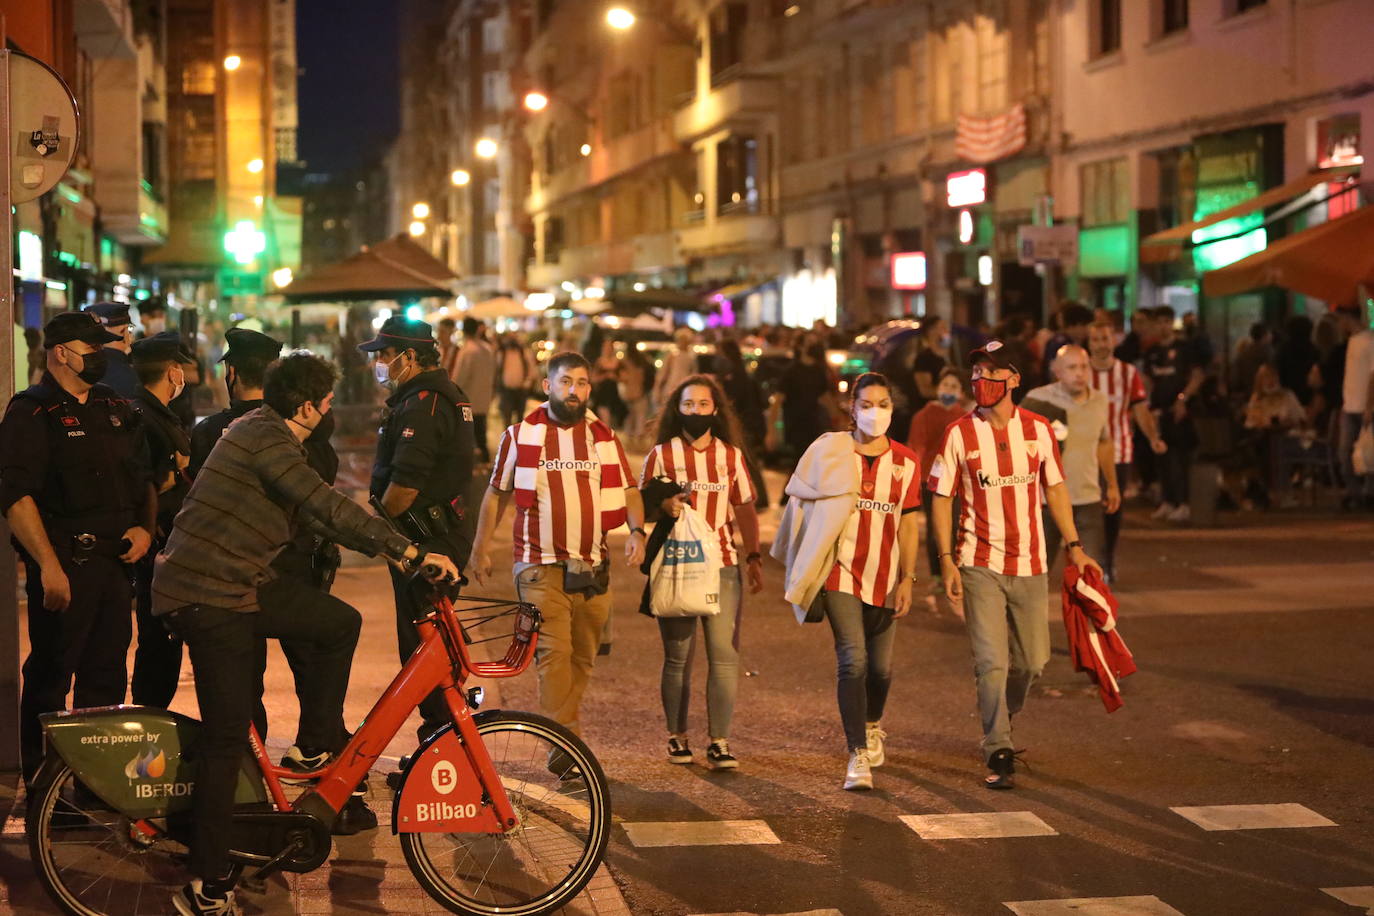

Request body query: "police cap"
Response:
[131, 331, 196, 366]
[358, 316, 436, 353]
[219, 327, 284, 364]
[43, 311, 122, 349]
[83, 301, 133, 327]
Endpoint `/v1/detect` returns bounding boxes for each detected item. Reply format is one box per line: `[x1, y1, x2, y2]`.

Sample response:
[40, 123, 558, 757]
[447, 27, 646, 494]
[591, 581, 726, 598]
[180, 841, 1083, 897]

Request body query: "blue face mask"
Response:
[938, 392, 959, 407]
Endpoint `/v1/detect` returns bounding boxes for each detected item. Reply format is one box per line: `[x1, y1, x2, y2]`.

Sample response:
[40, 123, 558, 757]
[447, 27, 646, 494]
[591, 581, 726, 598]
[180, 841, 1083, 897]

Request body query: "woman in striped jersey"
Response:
[810, 372, 922, 791]
[641, 375, 764, 770]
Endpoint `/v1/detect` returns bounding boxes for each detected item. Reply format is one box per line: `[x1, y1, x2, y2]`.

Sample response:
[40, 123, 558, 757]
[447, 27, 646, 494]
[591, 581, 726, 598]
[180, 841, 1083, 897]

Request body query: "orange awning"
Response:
[1202, 204, 1374, 304]
[1142, 167, 1355, 246]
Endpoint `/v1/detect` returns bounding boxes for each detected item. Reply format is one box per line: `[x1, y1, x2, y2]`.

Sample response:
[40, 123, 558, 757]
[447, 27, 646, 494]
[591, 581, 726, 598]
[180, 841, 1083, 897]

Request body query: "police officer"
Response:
[128, 332, 198, 708]
[359, 316, 475, 740]
[0, 312, 156, 782]
[188, 329, 348, 766]
[82, 301, 140, 398]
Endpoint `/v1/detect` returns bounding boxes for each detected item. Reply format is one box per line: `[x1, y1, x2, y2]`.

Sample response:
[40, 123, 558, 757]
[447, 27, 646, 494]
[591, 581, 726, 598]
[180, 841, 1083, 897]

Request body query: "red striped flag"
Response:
[956, 103, 1028, 164]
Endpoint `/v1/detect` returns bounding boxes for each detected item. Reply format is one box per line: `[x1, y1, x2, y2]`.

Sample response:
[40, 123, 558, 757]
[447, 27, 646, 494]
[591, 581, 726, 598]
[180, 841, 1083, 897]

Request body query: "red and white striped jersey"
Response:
[825, 442, 922, 606]
[1090, 359, 1147, 464]
[640, 436, 756, 566]
[928, 408, 1065, 577]
[491, 420, 635, 566]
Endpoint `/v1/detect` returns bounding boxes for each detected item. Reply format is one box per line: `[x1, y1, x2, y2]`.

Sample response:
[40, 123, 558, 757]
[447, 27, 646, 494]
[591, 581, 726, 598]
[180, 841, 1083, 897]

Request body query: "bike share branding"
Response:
[40, 707, 266, 815]
[395, 730, 504, 833]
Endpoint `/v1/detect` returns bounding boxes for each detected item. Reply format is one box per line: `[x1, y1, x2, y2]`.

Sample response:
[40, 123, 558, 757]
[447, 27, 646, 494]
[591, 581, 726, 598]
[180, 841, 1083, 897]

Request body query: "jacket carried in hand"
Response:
[769, 432, 860, 623]
[1061, 564, 1137, 712]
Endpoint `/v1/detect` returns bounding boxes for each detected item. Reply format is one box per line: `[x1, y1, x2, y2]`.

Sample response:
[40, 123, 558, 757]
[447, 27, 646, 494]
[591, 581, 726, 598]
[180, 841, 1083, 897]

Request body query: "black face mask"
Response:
[73, 348, 107, 385]
[309, 407, 336, 442]
[680, 412, 716, 439]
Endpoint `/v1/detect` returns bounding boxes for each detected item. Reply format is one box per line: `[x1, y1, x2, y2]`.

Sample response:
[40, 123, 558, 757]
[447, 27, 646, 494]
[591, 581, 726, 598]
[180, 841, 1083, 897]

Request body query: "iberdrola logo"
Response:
[124, 747, 167, 780]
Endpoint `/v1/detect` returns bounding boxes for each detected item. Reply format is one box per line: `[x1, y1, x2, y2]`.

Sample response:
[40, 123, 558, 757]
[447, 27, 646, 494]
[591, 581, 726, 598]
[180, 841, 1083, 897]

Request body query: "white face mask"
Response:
[170, 369, 186, 400]
[855, 406, 892, 437]
[374, 361, 391, 386]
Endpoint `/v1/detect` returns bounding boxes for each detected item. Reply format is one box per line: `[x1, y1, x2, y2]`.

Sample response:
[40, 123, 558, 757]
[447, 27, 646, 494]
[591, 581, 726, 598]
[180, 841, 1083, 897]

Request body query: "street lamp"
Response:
[412, 202, 431, 219]
[246, 158, 264, 174]
[451, 168, 471, 186]
[580, 143, 592, 157]
[408, 220, 426, 237]
[223, 54, 242, 71]
[474, 137, 499, 159]
[606, 7, 636, 30]
[523, 91, 550, 112]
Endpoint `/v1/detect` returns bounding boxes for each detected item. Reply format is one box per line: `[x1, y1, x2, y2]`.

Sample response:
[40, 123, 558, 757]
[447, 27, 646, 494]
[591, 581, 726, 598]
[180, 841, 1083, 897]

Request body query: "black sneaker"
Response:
[705, 740, 738, 770]
[984, 748, 1022, 790]
[666, 737, 693, 765]
[172, 879, 240, 915]
[332, 796, 378, 835]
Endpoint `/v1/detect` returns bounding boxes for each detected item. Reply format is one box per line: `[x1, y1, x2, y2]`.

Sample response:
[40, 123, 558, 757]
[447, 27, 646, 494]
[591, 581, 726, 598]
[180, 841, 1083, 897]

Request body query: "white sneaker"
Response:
[1166, 504, 1191, 523]
[865, 723, 887, 768]
[844, 749, 873, 791]
[1151, 502, 1175, 520]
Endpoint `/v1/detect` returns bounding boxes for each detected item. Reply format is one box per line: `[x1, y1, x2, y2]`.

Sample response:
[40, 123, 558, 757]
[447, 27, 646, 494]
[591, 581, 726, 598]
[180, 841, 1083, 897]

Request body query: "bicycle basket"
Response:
[448, 597, 543, 678]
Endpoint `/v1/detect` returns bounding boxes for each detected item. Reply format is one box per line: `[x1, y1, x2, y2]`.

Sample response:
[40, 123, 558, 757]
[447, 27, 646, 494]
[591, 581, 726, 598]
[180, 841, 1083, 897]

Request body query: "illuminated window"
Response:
[181, 60, 216, 95]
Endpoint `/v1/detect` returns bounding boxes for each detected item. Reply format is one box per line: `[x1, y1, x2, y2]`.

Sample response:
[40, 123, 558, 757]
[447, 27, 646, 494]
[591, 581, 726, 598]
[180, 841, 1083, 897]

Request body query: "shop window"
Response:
[716, 135, 760, 216]
[1080, 157, 1130, 227]
[1090, 0, 1122, 59]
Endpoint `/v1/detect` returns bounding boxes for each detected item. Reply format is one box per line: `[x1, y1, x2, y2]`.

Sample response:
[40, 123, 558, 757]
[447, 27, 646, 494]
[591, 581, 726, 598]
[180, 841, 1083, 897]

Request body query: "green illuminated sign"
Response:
[224, 220, 267, 265]
[1078, 225, 1131, 277]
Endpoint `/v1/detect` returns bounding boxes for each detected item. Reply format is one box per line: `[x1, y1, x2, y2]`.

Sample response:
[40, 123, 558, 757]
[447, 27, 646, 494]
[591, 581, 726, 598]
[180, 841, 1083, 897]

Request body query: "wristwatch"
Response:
[403, 543, 425, 571]
[630, 526, 647, 538]
[1064, 540, 1083, 551]
[746, 551, 762, 563]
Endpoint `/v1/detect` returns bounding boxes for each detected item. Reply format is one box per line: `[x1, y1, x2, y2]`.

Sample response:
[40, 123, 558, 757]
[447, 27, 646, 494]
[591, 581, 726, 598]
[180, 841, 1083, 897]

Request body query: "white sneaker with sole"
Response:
[173, 879, 240, 916]
[1166, 503, 1191, 523]
[865, 723, 887, 768]
[844, 749, 873, 791]
[1151, 502, 1175, 520]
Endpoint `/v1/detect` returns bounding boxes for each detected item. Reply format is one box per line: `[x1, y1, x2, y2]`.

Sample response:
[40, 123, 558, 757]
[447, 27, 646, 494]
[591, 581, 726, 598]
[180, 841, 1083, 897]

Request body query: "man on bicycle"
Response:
[150, 352, 459, 916]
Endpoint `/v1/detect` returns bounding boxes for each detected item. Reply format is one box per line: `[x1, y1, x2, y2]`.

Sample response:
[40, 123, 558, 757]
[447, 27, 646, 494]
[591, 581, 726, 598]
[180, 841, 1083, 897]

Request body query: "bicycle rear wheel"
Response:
[26, 756, 191, 916]
[400, 710, 611, 916]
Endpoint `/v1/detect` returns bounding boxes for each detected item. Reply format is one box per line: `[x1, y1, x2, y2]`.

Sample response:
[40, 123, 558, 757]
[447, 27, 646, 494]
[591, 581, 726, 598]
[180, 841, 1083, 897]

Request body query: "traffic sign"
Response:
[1017, 224, 1078, 266]
[8, 51, 80, 205]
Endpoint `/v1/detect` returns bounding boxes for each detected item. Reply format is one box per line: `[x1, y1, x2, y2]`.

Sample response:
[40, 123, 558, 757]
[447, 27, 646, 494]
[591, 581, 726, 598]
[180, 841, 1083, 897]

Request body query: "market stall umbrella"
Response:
[466, 296, 529, 319]
[1202, 204, 1374, 304]
[283, 235, 459, 303]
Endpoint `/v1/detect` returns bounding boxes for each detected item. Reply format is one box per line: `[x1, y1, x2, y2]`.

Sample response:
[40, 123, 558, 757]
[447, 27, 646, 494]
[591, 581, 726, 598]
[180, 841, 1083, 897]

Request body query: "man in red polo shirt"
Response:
[929, 341, 1103, 790]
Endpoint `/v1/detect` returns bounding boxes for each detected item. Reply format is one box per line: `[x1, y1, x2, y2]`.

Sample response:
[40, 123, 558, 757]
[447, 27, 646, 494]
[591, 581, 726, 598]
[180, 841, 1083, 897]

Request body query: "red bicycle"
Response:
[25, 579, 611, 916]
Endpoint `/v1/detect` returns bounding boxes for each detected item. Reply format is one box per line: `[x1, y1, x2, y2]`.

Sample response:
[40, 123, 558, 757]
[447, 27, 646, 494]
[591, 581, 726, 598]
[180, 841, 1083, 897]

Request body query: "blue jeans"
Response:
[824, 590, 896, 751]
[960, 567, 1050, 762]
[1339, 412, 1373, 500]
[659, 567, 741, 739]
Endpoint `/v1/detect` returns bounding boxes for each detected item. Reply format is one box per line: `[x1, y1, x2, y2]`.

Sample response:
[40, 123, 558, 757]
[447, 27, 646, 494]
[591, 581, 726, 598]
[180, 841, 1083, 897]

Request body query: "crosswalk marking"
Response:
[900, 811, 1057, 839]
[1323, 887, 1374, 910]
[1169, 803, 1336, 831]
[1004, 896, 1185, 915]
[622, 819, 782, 848]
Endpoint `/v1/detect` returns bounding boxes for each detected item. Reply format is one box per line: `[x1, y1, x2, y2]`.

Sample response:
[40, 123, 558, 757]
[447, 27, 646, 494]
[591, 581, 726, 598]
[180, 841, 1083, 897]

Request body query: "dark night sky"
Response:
[295, 0, 400, 175]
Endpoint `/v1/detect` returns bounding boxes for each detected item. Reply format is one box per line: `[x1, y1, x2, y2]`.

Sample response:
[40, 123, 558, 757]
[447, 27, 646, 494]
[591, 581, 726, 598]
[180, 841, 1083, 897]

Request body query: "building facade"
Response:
[1054, 0, 1374, 343]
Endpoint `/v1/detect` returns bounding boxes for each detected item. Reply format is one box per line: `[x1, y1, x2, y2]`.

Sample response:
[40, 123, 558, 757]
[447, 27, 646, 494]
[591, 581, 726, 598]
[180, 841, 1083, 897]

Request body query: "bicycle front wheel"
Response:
[400, 710, 612, 916]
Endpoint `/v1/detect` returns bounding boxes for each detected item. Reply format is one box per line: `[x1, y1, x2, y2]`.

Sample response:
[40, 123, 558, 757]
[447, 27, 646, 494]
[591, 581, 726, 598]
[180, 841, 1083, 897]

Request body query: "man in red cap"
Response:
[928, 340, 1103, 790]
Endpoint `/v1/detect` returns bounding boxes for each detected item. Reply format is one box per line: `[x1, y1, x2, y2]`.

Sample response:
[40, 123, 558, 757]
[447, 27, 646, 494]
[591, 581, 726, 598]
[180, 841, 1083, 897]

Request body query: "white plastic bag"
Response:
[1355, 422, 1374, 476]
[648, 506, 723, 617]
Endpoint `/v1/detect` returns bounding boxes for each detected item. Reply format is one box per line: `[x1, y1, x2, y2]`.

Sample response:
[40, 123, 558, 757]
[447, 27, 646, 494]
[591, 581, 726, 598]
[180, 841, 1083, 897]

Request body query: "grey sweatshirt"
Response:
[151, 405, 411, 614]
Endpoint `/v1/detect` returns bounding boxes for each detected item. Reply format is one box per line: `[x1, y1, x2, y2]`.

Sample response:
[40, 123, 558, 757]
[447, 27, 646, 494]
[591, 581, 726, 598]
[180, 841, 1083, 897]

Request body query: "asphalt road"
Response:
[484, 503, 1374, 916]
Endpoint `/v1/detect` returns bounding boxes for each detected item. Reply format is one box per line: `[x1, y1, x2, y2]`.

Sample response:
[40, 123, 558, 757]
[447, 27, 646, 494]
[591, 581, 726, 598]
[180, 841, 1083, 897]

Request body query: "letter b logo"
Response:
[431, 760, 458, 795]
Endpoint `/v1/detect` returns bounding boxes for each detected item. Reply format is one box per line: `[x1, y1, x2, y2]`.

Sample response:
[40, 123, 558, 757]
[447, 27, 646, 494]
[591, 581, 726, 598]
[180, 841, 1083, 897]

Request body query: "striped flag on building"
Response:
[955, 103, 1028, 164]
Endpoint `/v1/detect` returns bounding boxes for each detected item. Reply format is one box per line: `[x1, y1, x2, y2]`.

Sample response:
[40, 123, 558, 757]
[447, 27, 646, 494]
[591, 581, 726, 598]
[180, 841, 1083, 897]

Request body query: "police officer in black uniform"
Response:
[359, 316, 475, 740]
[0, 312, 157, 782]
[128, 332, 198, 708]
[82, 301, 140, 399]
